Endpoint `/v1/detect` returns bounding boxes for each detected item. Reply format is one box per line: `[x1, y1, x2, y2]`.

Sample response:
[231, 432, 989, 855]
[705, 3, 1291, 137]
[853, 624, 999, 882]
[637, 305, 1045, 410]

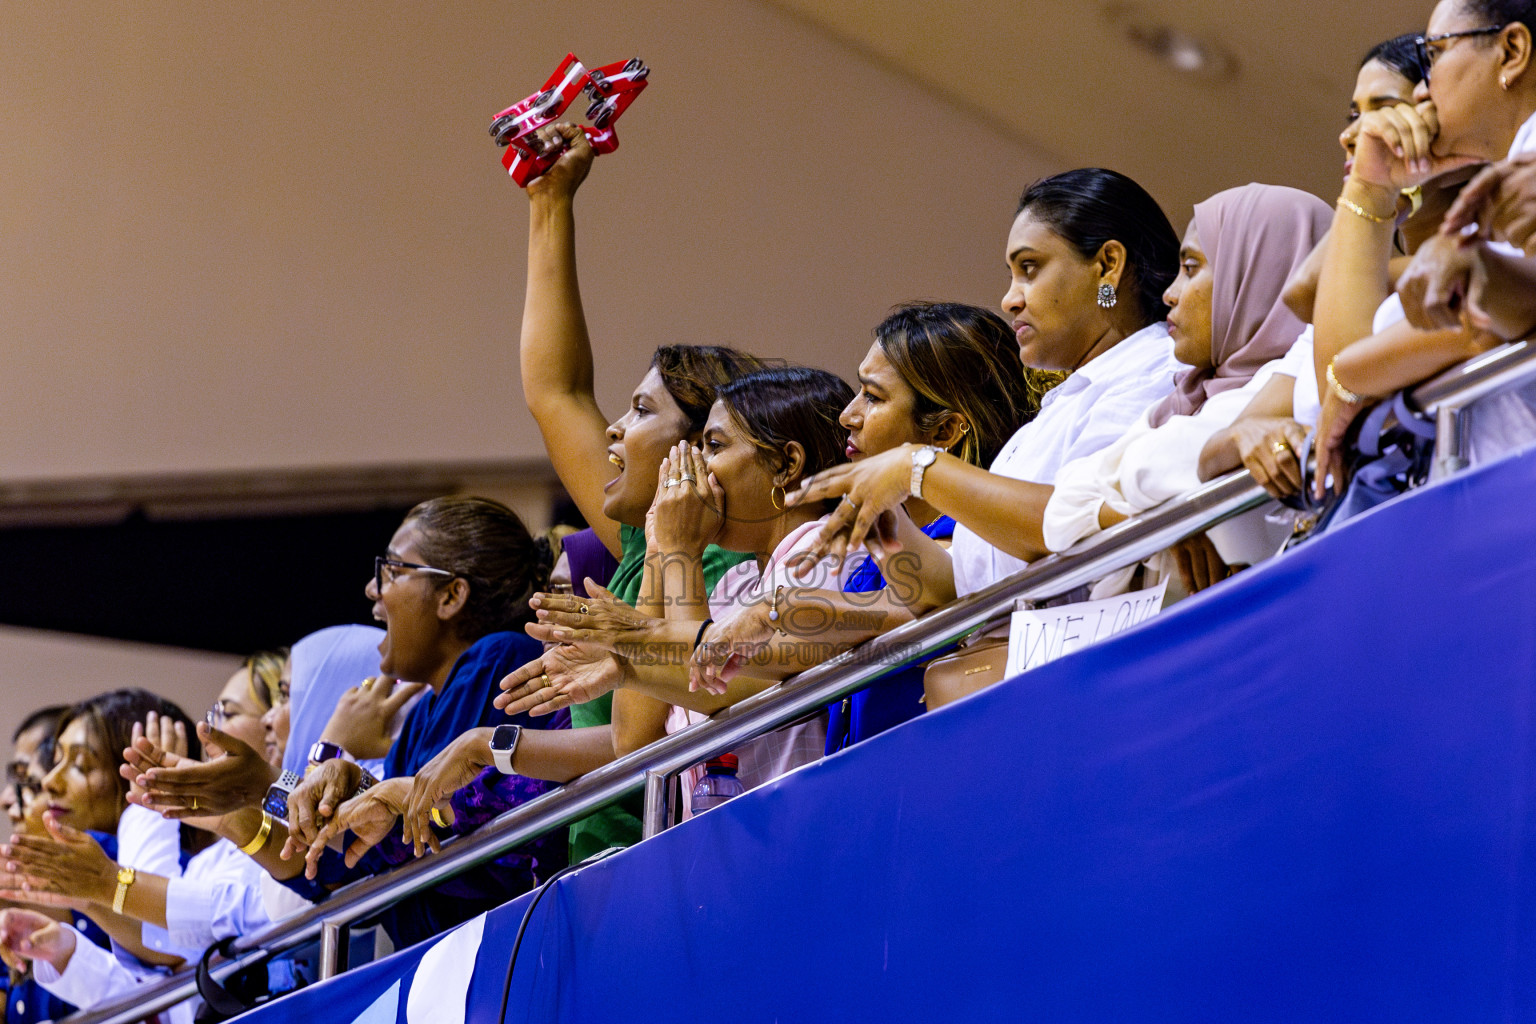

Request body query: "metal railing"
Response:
[66, 339, 1536, 1024]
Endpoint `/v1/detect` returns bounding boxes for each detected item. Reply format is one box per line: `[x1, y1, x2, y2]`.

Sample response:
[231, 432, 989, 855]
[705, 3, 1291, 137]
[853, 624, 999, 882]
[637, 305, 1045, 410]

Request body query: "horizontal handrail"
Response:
[1408, 338, 1536, 412]
[66, 340, 1536, 1024]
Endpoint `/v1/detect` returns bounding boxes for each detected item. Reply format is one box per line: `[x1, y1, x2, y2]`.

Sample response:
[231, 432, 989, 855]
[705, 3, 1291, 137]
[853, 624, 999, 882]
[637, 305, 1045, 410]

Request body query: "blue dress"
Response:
[824, 516, 954, 753]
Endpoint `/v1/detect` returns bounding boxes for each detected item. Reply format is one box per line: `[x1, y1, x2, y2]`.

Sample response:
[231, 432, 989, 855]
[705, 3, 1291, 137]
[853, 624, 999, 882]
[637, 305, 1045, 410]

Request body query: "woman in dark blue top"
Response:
[265, 496, 568, 947]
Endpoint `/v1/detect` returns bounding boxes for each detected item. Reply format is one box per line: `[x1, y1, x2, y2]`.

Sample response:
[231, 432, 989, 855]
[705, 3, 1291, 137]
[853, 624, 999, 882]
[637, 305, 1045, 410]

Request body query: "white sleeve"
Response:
[163, 844, 272, 950]
[1041, 418, 1148, 553]
[165, 876, 271, 951]
[115, 804, 184, 877]
[32, 925, 153, 1010]
[1116, 381, 1271, 510]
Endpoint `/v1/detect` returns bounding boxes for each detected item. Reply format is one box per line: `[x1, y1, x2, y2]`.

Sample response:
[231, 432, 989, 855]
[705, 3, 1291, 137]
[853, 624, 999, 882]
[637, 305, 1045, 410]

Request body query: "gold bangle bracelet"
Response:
[1326, 361, 1366, 405]
[239, 811, 274, 856]
[1337, 195, 1394, 224]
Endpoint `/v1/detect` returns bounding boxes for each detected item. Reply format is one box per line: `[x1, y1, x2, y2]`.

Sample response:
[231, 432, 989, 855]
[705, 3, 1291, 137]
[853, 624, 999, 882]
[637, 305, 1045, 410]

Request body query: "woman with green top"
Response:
[507, 120, 763, 859]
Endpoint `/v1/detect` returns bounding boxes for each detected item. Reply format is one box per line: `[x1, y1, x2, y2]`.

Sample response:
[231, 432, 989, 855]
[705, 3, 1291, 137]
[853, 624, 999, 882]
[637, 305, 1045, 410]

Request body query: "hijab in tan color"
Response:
[1148, 183, 1332, 427]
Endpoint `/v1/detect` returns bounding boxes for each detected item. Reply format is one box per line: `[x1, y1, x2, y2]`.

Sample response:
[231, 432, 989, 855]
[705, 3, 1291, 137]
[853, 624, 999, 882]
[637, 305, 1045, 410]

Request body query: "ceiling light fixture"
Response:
[1103, 4, 1239, 81]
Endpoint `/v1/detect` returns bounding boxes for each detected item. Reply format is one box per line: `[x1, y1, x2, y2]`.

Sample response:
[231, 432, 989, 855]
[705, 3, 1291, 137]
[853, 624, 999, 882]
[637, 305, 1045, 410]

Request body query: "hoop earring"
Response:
[770, 484, 785, 511]
[1096, 283, 1117, 309]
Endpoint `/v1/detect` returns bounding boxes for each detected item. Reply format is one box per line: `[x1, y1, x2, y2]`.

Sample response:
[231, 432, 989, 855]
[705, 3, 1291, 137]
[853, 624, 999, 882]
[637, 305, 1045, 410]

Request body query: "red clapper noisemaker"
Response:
[489, 53, 649, 187]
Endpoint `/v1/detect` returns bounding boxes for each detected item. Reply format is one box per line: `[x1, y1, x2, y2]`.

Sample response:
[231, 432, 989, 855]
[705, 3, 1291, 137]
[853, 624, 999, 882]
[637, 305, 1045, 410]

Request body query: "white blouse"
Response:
[950, 322, 1184, 596]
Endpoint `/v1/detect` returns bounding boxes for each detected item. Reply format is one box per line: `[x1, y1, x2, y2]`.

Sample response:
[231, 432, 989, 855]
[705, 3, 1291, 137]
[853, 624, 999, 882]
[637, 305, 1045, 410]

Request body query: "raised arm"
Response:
[521, 124, 624, 555]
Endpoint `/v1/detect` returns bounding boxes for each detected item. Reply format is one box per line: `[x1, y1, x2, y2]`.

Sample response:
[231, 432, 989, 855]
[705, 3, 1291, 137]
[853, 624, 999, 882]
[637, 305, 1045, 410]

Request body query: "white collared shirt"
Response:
[950, 322, 1184, 596]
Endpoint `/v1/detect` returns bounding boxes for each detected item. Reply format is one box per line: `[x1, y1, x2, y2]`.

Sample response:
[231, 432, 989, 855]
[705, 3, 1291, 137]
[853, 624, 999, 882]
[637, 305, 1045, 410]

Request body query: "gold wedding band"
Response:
[540, 673, 550, 685]
[430, 807, 448, 828]
[190, 796, 199, 811]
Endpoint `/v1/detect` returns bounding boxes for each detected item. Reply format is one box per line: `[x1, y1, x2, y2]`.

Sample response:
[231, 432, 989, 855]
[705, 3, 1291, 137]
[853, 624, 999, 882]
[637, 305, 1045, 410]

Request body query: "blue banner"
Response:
[236, 449, 1536, 1024]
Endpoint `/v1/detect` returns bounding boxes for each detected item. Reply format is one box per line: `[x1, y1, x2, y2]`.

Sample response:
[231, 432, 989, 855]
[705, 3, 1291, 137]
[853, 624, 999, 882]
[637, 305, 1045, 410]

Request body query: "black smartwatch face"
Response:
[490, 724, 520, 752]
[262, 770, 301, 820]
[261, 786, 290, 820]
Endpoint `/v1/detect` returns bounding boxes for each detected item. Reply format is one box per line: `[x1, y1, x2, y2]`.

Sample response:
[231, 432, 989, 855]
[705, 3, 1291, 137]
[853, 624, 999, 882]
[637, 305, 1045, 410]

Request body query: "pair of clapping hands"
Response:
[495, 580, 761, 710]
[0, 714, 193, 935]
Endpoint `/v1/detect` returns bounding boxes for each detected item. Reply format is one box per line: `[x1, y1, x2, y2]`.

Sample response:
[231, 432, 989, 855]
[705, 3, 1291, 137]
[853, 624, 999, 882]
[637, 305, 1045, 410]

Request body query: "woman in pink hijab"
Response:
[1042, 183, 1332, 592]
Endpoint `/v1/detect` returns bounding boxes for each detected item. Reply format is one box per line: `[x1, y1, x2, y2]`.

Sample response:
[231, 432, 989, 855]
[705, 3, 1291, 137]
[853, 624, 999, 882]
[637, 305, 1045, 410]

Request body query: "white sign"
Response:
[1005, 580, 1169, 678]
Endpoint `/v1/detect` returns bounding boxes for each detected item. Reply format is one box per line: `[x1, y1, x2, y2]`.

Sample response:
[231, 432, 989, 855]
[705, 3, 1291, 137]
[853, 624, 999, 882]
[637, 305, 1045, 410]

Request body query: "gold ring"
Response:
[190, 797, 199, 811]
[1271, 441, 1290, 455]
[540, 673, 550, 685]
[430, 807, 448, 828]
[579, 604, 589, 615]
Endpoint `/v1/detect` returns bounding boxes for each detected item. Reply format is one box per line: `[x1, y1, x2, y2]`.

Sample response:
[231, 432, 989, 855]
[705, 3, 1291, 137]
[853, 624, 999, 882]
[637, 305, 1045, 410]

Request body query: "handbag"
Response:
[922, 634, 1010, 711]
[1284, 390, 1436, 548]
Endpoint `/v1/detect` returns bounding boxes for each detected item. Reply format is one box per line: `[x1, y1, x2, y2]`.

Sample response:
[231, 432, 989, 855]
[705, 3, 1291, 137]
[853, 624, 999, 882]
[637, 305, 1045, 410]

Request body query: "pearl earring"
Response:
[1096, 283, 1117, 309]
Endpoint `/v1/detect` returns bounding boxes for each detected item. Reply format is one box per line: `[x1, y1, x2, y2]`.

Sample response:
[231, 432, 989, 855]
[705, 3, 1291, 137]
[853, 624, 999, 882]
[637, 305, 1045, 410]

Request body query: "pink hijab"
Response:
[1148, 183, 1332, 427]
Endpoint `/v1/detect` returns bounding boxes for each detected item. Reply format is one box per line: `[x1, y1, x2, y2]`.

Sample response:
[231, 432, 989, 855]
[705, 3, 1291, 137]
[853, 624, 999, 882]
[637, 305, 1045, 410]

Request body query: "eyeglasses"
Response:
[374, 555, 456, 595]
[1414, 25, 1505, 84]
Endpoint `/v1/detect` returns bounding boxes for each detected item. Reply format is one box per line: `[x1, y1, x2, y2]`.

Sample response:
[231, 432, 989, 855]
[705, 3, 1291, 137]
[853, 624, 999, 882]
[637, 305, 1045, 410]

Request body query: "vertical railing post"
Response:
[1433, 405, 1468, 480]
[318, 919, 350, 980]
[642, 767, 674, 838]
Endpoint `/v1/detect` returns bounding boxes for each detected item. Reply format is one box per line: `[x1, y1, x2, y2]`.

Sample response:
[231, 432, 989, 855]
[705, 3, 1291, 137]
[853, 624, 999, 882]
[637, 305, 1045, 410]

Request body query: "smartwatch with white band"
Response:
[490, 724, 523, 775]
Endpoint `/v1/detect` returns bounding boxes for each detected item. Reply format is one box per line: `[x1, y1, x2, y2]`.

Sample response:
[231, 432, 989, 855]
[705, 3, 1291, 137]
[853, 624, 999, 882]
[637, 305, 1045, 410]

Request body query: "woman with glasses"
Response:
[195, 496, 571, 949]
[1311, 0, 1536, 489]
[206, 649, 287, 756]
[1199, 33, 1465, 498]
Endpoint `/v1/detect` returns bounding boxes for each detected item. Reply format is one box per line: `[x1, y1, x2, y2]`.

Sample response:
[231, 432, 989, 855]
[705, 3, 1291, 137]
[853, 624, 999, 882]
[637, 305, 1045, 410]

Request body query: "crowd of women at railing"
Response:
[2, 1, 1535, 1020]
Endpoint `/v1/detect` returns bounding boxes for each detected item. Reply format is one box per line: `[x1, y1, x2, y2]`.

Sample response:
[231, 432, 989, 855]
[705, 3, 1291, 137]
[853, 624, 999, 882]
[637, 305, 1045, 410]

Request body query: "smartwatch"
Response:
[262, 770, 302, 820]
[307, 741, 345, 768]
[910, 445, 940, 500]
[490, 725, 523, 775]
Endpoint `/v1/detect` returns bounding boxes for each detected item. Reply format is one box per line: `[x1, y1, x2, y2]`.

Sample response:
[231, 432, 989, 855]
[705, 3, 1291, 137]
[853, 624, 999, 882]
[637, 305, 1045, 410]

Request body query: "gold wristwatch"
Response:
[112, 866, 136, 915]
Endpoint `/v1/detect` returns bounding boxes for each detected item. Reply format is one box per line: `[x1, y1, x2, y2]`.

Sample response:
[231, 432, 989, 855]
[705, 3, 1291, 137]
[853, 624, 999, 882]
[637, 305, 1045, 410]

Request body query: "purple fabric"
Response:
[564, 527, 620, 598]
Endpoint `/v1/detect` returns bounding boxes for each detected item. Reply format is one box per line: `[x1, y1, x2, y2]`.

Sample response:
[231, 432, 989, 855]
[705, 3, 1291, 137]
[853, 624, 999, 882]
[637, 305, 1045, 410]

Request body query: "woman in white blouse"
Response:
[785, 169, 1183, 706]
[1313, 0, 1536, 487]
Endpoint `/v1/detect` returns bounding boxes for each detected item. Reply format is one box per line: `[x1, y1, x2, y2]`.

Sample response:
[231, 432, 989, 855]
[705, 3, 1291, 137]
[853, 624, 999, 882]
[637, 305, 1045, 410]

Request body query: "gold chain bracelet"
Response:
[1326, 361, 1366, 405]
[1337, 195, 1394, 224]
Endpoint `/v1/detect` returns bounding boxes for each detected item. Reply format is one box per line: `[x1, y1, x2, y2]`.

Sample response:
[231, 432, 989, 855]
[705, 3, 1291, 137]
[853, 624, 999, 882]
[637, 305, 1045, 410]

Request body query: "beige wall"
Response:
[0, 0, 1057, 484]
[0, 626, 240, 742]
